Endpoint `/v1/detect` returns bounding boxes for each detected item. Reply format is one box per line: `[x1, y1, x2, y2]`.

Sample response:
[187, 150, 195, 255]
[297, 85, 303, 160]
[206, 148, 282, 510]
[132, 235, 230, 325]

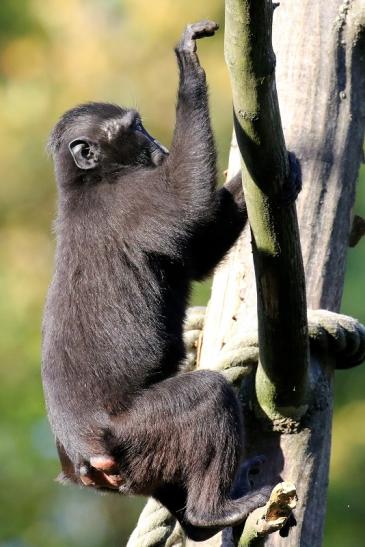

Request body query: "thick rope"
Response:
[307, 309, 365, 369]
[183, 307, 365, 374]
[126, 498, 185, 547]
[127, 307, 365, 546]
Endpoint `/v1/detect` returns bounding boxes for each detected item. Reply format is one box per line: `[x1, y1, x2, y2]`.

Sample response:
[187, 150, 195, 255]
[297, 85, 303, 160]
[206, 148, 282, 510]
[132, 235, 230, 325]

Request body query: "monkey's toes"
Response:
[90, 455, 118, 473]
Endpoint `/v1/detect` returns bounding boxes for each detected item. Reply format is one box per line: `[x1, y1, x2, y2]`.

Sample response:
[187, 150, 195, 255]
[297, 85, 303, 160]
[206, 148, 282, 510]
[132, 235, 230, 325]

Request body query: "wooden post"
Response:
[192, 1, 365, 545]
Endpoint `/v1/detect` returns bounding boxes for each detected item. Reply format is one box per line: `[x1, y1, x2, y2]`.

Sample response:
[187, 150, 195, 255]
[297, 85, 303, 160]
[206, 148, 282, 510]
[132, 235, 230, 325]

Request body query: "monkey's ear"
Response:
[69, 138, 100, 170]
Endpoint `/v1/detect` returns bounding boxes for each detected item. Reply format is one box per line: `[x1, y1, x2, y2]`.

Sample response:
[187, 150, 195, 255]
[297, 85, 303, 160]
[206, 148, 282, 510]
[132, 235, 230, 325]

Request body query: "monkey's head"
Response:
[48, 102, 168, 187]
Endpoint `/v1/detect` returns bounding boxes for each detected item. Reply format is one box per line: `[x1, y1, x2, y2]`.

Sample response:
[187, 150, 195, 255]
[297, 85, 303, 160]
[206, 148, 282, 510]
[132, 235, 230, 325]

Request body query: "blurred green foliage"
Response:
[0, 1, 363, 546]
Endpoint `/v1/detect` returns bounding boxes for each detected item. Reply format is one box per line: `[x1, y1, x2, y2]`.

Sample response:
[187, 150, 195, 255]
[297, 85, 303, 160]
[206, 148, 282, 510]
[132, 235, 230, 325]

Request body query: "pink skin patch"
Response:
[90, 455, 118, 472]
[80, 455, 123, 489]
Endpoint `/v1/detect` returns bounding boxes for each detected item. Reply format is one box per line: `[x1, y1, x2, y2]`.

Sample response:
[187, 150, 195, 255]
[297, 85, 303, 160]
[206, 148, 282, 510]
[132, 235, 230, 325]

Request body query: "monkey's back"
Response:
[42, 176, 189, 456]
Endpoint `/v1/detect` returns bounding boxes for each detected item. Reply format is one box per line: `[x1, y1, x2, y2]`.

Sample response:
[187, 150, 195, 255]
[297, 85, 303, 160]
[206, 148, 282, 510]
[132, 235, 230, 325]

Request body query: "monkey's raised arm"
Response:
[165, 21, 219, 212]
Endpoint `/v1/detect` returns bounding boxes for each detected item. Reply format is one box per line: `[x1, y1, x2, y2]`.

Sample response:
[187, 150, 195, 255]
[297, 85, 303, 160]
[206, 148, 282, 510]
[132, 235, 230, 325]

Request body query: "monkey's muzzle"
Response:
[134, 120, 169, 162]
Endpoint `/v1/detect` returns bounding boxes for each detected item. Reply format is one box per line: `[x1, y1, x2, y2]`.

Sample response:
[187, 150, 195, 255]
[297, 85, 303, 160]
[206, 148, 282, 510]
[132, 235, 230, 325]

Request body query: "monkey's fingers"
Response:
[187, 20, 219, 40]
[179, 20, 219, 53]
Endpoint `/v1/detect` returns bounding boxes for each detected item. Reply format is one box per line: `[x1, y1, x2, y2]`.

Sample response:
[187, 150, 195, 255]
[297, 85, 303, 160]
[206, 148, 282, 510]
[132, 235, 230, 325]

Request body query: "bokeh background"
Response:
[0, 1, 364, 546]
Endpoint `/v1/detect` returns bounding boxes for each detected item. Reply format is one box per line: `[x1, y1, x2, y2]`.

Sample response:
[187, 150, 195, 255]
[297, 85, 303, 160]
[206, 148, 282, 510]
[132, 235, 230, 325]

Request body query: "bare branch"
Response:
[238, 482, 297, 546]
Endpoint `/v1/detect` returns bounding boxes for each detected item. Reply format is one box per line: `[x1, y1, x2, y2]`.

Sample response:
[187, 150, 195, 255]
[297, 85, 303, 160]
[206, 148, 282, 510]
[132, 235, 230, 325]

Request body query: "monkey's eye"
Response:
[132, 118, 143, 132]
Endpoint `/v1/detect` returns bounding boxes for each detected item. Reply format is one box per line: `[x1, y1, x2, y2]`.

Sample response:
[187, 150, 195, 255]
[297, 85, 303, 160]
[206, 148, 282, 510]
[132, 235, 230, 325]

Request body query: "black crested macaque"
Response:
[43, 21, 297, 542]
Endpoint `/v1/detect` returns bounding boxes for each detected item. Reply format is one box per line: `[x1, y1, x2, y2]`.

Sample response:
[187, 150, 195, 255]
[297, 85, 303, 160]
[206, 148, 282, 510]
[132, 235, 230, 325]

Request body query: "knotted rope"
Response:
[127, 307, 365, 546]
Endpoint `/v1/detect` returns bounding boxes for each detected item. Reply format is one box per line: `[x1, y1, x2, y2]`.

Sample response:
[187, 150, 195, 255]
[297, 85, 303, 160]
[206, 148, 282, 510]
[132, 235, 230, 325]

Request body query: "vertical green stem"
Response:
[225, 0, 309, 418]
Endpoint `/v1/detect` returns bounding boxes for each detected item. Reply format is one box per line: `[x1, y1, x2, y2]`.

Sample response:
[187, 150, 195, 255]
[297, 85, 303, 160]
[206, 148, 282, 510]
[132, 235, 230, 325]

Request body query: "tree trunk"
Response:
[188, 1, 365, 546]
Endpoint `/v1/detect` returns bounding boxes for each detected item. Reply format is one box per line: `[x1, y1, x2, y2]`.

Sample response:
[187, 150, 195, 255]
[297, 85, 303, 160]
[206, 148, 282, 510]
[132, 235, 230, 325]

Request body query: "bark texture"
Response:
[189, 1, 365, 545]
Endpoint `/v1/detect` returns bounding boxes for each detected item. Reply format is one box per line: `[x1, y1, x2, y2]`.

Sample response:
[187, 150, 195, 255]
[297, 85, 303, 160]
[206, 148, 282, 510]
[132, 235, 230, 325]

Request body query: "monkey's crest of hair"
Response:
[47, 102, 131, 155]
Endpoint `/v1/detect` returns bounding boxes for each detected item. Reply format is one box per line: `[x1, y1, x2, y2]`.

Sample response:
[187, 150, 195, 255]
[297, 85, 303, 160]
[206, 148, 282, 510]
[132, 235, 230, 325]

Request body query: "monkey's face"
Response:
[49, 103, 168, 186]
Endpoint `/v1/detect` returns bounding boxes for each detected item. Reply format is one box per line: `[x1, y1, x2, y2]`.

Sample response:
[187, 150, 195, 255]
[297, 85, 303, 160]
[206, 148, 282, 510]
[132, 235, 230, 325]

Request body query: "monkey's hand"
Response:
[178, 20, 219, 54]
[278, 152, 302, 205]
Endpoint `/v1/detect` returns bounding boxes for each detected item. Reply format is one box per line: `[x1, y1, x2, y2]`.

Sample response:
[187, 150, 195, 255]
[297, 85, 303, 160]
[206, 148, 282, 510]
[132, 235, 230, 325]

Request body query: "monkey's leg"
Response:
[185, 477, 272, 532]
[181, 490, 272, 542]
[124, 371, 271, 539]
[112, 370, 243, 541]
[153, 483, 188, 526]
[179, 371, 271, 535]
[106, 370, 242, 490]
[180, 456, 268, 542]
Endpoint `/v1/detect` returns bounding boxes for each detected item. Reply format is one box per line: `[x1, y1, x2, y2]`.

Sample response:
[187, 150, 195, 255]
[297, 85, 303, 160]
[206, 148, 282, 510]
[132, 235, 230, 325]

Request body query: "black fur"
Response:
[42, 21, 271, 541]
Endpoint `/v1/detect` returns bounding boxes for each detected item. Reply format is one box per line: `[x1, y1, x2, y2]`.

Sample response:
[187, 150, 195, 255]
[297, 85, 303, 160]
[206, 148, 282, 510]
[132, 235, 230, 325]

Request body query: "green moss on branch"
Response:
[224, 0, 309, 418]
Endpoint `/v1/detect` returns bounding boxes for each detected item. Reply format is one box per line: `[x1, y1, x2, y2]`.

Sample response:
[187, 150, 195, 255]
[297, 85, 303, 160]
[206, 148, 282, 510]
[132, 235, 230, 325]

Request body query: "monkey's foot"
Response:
[79, 455, 123, 490]
[179, 20, 219, 52]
